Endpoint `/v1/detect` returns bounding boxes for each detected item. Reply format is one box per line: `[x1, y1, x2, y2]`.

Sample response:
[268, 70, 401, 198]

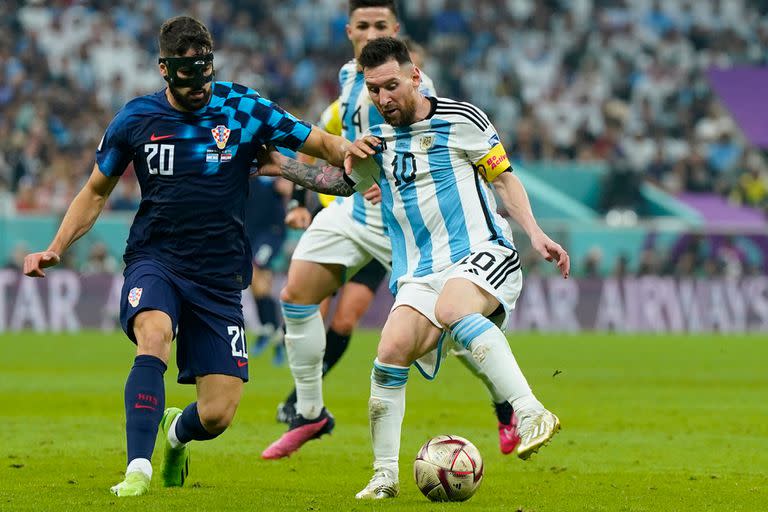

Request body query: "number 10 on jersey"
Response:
[392, 152, 417, 186]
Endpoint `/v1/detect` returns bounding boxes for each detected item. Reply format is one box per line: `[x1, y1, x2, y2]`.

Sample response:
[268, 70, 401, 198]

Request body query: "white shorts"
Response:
[391, 243, 523, 378]
[292, 200, 392, 278]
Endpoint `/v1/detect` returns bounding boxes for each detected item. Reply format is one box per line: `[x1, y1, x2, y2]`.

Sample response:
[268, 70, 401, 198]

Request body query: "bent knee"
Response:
[197, 400, 239, 435]
[329, 314, 358, 336]
[279, 286, 298, 304]
[376, 341, 413, 367]
[280, 284, 318, 305]
[434, 301, 465, 329]
[132, 312, 173, 353]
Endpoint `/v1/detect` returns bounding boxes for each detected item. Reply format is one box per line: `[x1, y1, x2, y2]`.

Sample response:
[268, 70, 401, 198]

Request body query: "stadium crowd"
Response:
[1, 0, 767, 274]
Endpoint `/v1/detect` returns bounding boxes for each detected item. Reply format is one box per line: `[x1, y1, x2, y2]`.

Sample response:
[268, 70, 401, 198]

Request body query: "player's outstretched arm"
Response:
[254, 147, 355, 197]
[24, 164, 119, 277]
[280, 158, 355, 197]
[255, 138, 379, 197]
[492, 171, 570, 278]
[298, 127, 351, 167]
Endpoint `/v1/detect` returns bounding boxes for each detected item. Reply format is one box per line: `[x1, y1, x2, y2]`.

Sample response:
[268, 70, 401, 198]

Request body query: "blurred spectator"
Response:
[2, 0, 766, 216]
[15, 178, 41, 212]
[3, 0, 768, 278]
[582, 247, 603, 278]
[58, 250, 79, 272]
[667, 150, 715, 194]
[613, 253, 630, 278]
[637, 248, 662, 276]
[646, 145, 673, 184]
[701, 257, 721, 277]
[520, 248, 543, 277]
[672, 250, 698, 277]
[707, 129, 742, 174]
[729, 151, 768, 208]
[601, 157, 642, 223]
[3, 243, 27, 271]
[109, 177, 141, 212]
[431, 0, 470, 53]
[716, 236, 746, 278]
[80, 242, 118, 274]
[0, 177, 14, 216]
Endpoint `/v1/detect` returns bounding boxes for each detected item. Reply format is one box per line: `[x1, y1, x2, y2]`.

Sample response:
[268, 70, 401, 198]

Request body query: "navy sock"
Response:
[174, 402, 218, 443]
[124, 355, 167, 463]
[255, 296, 279, 333]
[283, 328, 351, 406]
[322, 328, 351, 375]
[494, 400, 514, 424]
[284, 388, 298, 407]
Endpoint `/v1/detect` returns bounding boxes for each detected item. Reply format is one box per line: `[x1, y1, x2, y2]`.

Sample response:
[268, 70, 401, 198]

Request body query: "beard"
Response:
[381, 98, 417, 126]
[169, 85, 212, 111]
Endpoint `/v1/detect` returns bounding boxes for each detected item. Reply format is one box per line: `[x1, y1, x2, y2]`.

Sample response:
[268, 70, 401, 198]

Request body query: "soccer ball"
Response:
[413, 434, 483, 502]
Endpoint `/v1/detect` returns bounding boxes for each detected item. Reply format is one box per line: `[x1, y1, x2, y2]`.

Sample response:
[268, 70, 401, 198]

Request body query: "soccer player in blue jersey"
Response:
[22, 16, 360, 497]
[245, 174, 291, 365]
[256, 37, 570, 499]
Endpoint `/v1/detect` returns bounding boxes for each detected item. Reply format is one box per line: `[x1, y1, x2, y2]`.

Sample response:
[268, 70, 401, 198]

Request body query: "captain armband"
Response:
[474, 144, 511, 182]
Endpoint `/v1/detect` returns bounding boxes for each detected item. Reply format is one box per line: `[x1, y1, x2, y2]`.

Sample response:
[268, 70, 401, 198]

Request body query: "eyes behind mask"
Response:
[159, 53, 215, 89]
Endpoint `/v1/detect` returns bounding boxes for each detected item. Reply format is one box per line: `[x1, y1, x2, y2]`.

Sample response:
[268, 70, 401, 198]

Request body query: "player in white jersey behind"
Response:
[263, 0, 520, 460]
[254, 37, 570, 499]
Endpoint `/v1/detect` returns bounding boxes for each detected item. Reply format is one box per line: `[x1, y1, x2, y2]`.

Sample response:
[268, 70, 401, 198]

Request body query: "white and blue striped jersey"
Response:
[330, 60, 436, 230]
[348, 97, 515, 294]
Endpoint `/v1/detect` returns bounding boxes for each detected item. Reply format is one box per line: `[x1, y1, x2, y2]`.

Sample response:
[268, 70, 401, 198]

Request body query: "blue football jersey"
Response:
[96, 82, 311, 290]
[245, 176, 285, 233]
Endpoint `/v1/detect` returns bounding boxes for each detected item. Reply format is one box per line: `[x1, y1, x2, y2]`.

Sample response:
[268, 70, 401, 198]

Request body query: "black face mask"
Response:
[159, 53, 215, 89]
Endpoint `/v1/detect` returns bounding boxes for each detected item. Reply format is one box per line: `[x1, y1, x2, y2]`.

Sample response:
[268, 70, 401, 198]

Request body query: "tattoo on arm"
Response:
[280, 159, 354, 196]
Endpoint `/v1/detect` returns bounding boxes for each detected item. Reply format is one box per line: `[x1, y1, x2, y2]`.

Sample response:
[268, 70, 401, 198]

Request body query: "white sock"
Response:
[451, 314, 543, 417]
[470, 329, 543, 415]
[282, 302, 325, 420]
[167, 414, 184, 449]
[126, 458, 152, 479]
[370, 360, 409, 481]
[450, 342, 508, 403]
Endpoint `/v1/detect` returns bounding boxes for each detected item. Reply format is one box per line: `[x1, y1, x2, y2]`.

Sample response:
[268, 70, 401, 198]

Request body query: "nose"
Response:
[365, 28, 381, 42]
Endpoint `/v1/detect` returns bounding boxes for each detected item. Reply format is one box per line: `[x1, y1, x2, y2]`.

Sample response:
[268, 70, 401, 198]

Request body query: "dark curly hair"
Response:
[358, 36, 411, 69]
[158, 16, 213, 57]
[349, 0, 398, 17]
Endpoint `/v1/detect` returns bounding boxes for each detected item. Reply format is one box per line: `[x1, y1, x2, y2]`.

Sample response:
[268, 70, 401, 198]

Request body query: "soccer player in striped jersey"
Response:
[255, 37, 570, 499]
[262, 0, 420, 460]
[263, 0, 520, 460]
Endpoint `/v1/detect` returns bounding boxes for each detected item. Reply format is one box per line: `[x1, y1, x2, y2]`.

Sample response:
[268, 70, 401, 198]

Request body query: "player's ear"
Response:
[411, 65, 422, 87]
[346, 23, 352, 40]
[158, 61, 168, 79]
[392, 22, 401, 36]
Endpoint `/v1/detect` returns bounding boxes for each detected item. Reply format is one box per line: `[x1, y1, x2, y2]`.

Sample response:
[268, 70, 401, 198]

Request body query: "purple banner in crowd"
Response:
[1, 270, 767, 333]
[676, 193, 767, 229]
[707, 67, 768, 149]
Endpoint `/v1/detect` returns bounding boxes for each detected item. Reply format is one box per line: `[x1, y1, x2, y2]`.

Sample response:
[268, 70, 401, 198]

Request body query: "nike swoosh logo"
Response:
[134, 404, 157, 410]
[237, 360, 248, 367]
[150, 133, 175, 141]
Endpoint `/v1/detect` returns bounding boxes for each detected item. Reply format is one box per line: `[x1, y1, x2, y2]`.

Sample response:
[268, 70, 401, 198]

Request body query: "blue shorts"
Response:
[120, 260, 249, 384]
[250, 231, 285, 269]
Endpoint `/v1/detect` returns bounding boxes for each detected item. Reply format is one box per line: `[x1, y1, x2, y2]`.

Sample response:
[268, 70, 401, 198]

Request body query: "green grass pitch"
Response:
[1, 330, 766, 511]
